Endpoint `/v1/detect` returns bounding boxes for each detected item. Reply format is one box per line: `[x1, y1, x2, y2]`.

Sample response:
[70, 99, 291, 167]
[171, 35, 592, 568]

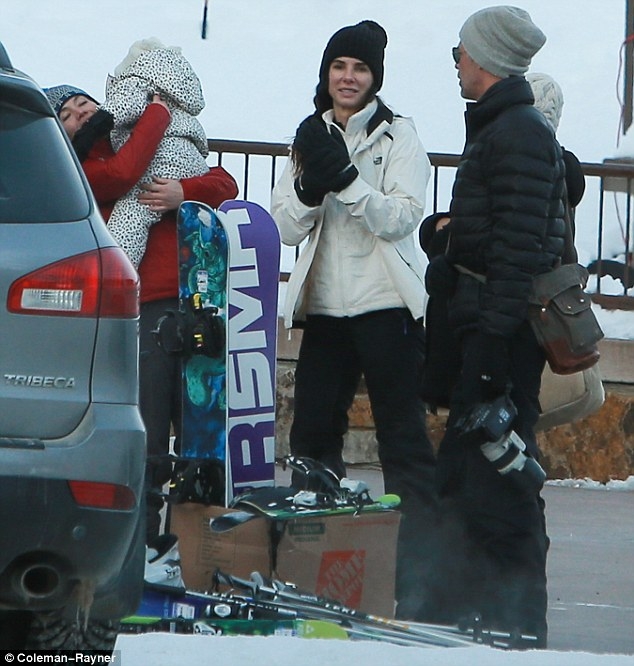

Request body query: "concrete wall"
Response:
[275, 321, 634, 482]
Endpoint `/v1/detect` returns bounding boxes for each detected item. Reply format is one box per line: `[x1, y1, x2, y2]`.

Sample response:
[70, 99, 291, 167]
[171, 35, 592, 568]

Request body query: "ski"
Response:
[122, 616, 350, 639]
[123, 571, 538, 649]
[122, 583, 471, 648]
[211, 571, 473, 648]
[211, 571, 540, 650]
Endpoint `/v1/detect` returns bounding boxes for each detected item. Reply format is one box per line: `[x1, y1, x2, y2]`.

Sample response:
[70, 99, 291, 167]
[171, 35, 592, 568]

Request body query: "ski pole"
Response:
[201, 0, 209, 39]
[213, 571, 474, 648]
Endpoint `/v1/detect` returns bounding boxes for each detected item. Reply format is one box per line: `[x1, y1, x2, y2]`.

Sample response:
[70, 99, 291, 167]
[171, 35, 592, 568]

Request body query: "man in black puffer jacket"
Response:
[426, 6, 566, 648]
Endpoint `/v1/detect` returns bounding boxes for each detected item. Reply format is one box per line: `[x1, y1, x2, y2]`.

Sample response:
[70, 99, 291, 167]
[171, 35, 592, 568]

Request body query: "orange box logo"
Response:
[315, 550, 365, 608]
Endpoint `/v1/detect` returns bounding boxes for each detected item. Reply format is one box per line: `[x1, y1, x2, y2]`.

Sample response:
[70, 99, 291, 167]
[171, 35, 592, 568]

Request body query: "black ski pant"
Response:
[434, 323, 550, 645]
[289, 309, 438, 616]
[140, 298, 182, 543]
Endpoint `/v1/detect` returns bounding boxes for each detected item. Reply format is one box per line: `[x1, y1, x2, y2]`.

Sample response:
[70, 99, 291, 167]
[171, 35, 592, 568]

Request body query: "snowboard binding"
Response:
[282, 455, 373, 510]
[168, 457, 225, 505]
[152, 295, 225, 359]
[225, 456, 374, 517]
[283, 455, 343, 495]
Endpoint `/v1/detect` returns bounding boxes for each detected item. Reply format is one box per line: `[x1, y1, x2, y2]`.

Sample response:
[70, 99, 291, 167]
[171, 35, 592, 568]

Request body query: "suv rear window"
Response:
[0, 102, 91, 223]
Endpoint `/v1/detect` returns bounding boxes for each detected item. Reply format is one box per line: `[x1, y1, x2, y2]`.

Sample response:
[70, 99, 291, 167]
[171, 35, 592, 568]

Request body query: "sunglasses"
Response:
[452, 46, 462, 64]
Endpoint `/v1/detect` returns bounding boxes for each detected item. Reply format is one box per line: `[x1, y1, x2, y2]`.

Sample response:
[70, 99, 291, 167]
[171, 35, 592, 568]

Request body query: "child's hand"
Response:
[150, 93, 170, 114]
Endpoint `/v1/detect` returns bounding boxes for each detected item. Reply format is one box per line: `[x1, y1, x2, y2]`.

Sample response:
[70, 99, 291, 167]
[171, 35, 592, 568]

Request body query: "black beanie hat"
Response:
[314, 20, 388, 113]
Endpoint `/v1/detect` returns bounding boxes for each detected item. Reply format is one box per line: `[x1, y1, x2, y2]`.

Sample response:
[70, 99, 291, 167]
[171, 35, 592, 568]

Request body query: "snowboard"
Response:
[210, 489, 401, 533]
[177, 201, 229, 465]
[175, 200, 280, 506]
[218, 200, 280, 504]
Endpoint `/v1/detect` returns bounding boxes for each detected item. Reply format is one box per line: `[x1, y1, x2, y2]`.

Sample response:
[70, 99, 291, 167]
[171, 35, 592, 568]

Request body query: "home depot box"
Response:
[170, 503, 400, 618]
[275, 511, 400, 618]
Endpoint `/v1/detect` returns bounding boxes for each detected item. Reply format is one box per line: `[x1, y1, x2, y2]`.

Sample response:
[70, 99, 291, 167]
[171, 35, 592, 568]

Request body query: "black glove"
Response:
[425, 255, 458, 297]
[293, 115, 358, 205]
[293, 173, 329, 207]
[71, 109, 114, 162]
[293, 115, 329, 160]
[419, 212, 450, 255]
[462, 331, 511, 403]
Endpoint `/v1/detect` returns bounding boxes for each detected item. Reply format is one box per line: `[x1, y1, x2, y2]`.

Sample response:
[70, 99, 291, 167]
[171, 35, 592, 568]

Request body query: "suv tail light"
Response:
[7, 247, 139, 318]
[68, 480, 136, 510]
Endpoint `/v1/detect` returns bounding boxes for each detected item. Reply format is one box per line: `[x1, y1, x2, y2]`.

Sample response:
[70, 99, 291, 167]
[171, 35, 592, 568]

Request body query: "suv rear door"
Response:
[0, 68, 100, 439]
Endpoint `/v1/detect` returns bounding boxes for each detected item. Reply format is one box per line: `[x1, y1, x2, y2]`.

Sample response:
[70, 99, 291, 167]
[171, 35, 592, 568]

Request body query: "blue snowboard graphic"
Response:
[177, 201, 228, 462]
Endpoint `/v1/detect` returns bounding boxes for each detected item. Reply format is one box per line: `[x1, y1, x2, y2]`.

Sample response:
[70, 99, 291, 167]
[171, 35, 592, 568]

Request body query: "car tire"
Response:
[25, 612, 119, 652]
[0, 610, 33, 650]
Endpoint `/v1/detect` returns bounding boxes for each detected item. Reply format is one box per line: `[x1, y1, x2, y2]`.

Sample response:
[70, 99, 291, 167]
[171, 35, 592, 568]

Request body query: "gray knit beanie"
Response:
[43, 84, 98, 116]
[459, 6, 546, 78]
[527, 72, 564, 131]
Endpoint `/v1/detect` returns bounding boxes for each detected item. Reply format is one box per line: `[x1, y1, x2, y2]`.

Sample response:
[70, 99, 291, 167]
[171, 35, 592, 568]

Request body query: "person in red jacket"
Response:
[45, 84, 239, 542]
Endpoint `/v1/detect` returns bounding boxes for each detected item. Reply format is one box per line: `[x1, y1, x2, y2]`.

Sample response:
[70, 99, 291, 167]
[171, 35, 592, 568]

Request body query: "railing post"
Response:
[597, 181, 605, 295]
[624, 0, 634, 136]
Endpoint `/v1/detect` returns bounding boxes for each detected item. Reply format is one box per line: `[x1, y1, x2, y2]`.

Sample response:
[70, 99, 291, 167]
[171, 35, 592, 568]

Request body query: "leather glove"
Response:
[293, 116, 358, 205]
[71, 109, 114, 163]
[425, 255, 458, 297]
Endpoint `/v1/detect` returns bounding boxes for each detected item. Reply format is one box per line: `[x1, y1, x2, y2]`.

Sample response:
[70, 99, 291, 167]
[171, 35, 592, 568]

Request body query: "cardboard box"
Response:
[169, 503, 400, 618]
[276, 511, 400, 618]
[170, 504, 272, 593]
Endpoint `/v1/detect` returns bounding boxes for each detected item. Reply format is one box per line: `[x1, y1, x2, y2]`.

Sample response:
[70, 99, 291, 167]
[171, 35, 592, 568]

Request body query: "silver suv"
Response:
[0, 43, 146, 650]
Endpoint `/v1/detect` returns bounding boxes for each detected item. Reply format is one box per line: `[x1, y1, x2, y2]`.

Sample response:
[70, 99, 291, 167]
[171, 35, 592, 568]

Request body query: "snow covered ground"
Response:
[549, 476, 634, 490]
[115, 632, 634, 665]
[3, 1, 634, 661]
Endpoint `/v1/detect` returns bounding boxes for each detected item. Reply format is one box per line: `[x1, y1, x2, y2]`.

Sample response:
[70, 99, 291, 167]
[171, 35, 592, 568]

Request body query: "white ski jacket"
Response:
[271, 98, 431, 329]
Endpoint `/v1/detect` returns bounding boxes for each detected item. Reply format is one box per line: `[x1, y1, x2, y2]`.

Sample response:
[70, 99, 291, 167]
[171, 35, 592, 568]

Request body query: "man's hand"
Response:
[138, 177, 184, 214]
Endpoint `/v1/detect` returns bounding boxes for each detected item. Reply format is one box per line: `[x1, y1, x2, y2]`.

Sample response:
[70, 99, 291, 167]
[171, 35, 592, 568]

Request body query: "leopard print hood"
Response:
[102, 37, 209, 156]
[110, 37, 205, 115]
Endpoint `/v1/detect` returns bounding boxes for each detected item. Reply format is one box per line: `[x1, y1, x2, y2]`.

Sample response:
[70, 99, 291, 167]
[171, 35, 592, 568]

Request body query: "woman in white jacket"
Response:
[271, 20, 438, 621]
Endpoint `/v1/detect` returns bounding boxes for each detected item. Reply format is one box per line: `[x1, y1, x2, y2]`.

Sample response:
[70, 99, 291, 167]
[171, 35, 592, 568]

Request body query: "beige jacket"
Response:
[271, 98, 431, 328]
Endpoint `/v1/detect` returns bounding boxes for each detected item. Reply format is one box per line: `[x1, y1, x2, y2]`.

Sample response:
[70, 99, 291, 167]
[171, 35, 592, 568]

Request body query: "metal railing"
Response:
[208, 139, 634, 308]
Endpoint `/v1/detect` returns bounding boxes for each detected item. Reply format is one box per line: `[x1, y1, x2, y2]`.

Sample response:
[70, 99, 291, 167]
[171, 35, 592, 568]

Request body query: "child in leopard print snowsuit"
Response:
[101, 38, 209, 267]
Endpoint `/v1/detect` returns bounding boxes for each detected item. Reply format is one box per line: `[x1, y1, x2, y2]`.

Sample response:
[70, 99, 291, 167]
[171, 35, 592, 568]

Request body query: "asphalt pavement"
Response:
[544, 483, 634, 654]
[276, 463, 634, 654]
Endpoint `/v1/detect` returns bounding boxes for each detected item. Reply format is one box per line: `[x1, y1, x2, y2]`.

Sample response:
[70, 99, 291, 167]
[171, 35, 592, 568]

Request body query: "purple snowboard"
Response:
[218, 200, 280, 504]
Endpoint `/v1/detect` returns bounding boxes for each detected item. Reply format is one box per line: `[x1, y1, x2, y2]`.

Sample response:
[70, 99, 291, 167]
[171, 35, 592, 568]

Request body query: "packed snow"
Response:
[548, 476, 634, 491]
[3, 1, 633, 662]
[115, 633, 634, 665]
